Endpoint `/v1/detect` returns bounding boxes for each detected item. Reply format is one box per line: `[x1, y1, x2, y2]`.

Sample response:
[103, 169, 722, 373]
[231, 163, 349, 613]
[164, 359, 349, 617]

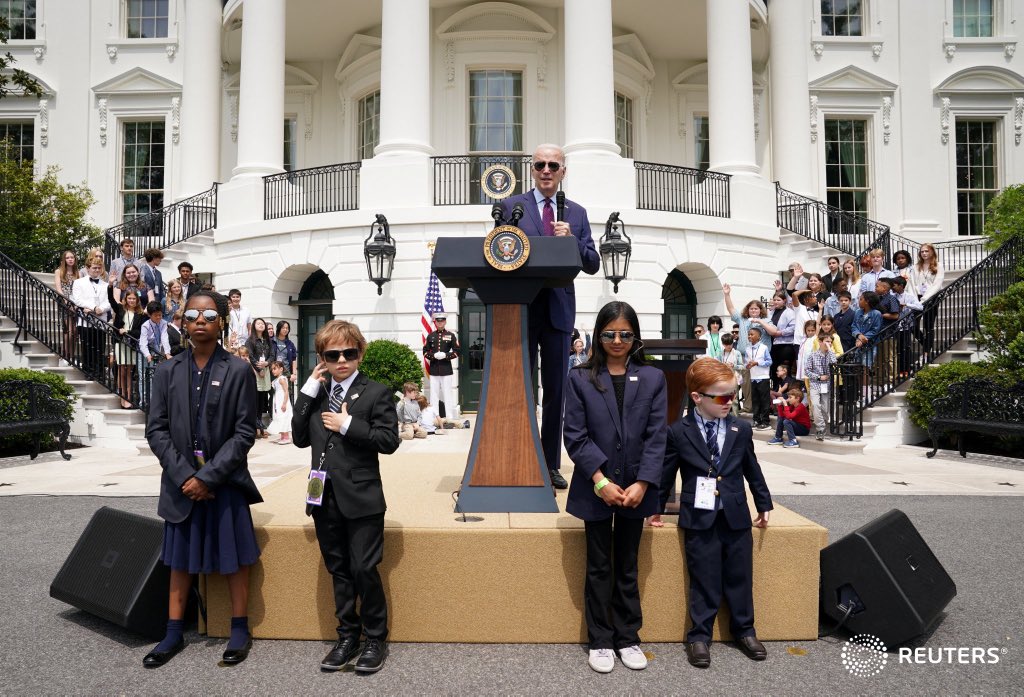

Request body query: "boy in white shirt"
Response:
[745, 326, 773, 430]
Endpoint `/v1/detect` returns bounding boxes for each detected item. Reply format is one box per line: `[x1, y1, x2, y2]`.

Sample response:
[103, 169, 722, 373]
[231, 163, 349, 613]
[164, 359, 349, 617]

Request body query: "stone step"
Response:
[23, 352, 58, 368]
[100, 408, 146, 426]
[864, 405, 901, 423]
[65, 379, 109, 396]
[81, 393, 121, 410]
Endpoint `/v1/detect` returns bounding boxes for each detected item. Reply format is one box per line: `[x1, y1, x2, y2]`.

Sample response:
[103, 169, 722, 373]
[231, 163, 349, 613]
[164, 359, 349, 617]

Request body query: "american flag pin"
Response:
[731, 426, 739, 431]
[350, 393, 359, 400]
[212, 381, 221, 386]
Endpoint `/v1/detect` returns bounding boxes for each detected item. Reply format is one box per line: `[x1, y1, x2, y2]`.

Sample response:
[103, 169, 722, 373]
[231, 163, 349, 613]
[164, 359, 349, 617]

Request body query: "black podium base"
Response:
[455, 484, 559, 513]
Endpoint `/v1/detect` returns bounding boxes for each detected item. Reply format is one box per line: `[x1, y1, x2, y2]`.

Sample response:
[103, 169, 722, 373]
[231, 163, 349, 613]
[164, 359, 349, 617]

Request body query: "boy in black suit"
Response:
[660, 358, 773, 669]
[292, 320, 400, 673]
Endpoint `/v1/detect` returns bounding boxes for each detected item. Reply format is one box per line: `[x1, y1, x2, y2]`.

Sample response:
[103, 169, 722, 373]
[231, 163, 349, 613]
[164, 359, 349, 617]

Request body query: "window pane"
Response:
[824, 118, 870, 217]
[954, 119, 998, 235]
[357, 90, 381, 160]
[468, 70, 522, 154]
[120, 121, 165, 222]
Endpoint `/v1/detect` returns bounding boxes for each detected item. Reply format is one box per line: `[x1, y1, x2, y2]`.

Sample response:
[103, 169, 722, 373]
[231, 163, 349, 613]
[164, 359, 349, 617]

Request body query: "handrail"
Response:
[104, 184, 218, 260]
[431, 155, 533, 206]
[264, 162, 361, 219]
[635, 161, 731, 218]
[0, 250, 150, 410]
[777, 183, 989, 271]
[829, 236, 1022, 439]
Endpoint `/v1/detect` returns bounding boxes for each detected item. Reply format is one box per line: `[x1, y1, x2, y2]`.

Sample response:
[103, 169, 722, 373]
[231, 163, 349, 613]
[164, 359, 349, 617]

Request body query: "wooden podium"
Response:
[432, 235, 582, 513]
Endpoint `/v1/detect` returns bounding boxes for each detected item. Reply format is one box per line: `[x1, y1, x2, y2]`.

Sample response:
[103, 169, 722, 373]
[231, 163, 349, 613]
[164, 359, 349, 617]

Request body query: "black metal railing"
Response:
[829, 236, 1022, 438]
[777, 184, 989, 272]
[104, 185, 218, 260]
[264, 162, 361, 220]
[431, 155, 533, 206]
[635, 162, 731, 218]
[0, 250, 151, 410]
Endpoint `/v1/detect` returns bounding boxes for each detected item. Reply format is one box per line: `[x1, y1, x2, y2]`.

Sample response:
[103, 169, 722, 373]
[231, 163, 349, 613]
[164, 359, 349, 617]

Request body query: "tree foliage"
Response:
[0, 141, 103, 271]
[975, 281, 1024, 372]
[0, 16, 44, 100]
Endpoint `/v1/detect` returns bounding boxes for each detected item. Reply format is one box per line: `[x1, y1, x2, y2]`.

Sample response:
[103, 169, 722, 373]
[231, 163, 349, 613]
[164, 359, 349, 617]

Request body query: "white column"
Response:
[179, 0, 222, 196]
[374, 0, 431, 157]
[562, 0, 618, 157]
[707, 0, 759, 176]
[231, 0, 285, 178]
[768, 0, 813, 194]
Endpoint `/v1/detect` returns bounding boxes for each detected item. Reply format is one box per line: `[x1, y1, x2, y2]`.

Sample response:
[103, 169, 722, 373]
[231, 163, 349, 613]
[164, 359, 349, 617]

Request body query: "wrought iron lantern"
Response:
[364, 213, 396, 295]
[599, 211, 632, 293]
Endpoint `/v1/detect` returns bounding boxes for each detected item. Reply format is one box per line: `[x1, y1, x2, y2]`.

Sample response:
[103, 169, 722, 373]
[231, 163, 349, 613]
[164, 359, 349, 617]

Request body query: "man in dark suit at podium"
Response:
[498, 143, 600, 488]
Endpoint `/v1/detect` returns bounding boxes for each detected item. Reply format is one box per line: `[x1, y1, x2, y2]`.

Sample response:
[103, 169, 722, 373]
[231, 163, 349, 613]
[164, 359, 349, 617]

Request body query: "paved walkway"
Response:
[2, 425, 1022, 498]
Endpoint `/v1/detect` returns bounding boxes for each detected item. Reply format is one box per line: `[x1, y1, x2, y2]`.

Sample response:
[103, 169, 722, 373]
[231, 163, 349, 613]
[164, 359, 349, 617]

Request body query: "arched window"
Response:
[662, 269, 698, 339]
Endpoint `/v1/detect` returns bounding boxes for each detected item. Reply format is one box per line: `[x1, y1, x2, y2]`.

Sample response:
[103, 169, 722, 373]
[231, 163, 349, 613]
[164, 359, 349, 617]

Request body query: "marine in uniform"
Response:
[422, 312, 460, 417]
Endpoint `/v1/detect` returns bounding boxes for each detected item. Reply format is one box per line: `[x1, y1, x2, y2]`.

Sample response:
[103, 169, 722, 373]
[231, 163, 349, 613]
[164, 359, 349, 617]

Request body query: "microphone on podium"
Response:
[510, 203, 525, 225]
[555, 191, 565, 222]
[491, 203, 505, 226]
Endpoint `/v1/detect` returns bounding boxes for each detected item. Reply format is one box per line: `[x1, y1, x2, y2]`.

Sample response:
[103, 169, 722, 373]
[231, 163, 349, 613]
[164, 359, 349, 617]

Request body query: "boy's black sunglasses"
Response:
[323, 348, 360, 363]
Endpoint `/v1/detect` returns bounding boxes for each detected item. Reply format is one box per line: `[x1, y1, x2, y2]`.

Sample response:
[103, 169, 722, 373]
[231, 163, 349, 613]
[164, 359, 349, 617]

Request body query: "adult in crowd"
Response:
[143, 290, 262, 668]
[911, 243, 945, 359]
[273, 320, 298, 382]
[822, 256, 842, 293]
[108, 238, 145, 285]
[54, 250, 80, 358]
[693, 325, 706, 341]
[784, 262, 809, 296]
[112, 288, 145, 408]
[660, 358, 772, 669]
[841, 258, 863, 302]
[723, 284, 771, 412]
[164, 279, 185, 318]
[823, 277, 848, 318]
[858, 248, 895, 295]
[227, 289, 252, 351]
[70, 257, 112, 379]
[141, 248, 166, 307]
[703, 316, 725, 360]
[246, 318, 275, 439]
[563, 301, 667, 674]
[497, 143, 601, 490]
[176, 262, 202, 300]
[113, 263, 155, 306]
[292, 320, 400, 673]
[569, 338, 588, 369]
[422, 312, 460, 418]
[760, 292, 797, 378]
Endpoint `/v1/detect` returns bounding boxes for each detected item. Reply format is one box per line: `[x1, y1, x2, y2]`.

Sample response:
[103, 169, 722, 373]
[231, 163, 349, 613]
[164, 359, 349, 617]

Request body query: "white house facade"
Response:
[3, 0, 1022, 410]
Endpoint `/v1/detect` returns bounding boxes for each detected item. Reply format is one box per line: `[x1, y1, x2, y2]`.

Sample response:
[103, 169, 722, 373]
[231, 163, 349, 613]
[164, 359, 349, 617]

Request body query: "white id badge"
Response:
[819, 381, 829, 395]
[694, 476, 717, 511]
[306, 469, 327, 506]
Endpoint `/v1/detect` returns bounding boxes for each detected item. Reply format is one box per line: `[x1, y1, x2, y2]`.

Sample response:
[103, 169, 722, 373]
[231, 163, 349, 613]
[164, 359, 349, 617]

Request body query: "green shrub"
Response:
[359, 339, 424, 398]
[976, 281, 1024, 372]
[0, 368, 78, 452]
[905, 362, 1006, 429]
[984, 184, 1024, 250]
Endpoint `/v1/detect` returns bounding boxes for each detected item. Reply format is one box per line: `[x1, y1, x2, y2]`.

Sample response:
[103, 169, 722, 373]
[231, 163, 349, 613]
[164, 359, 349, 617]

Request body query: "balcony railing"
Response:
[264, 162, 361, 220]
[635, 162, 731, 218]
[432, 155, 533, 206]
[105, 184, 218, 259]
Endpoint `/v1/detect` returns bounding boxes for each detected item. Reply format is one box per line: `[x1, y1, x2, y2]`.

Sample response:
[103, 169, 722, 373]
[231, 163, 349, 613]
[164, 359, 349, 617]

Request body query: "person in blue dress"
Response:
[143, 290, 263, 667]
[562, 301, 668, 674]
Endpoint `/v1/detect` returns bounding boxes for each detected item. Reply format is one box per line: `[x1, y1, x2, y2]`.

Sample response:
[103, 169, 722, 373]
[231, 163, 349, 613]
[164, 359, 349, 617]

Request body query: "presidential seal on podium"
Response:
[480, 164, 516, 200]
[483, 225, 531, 272]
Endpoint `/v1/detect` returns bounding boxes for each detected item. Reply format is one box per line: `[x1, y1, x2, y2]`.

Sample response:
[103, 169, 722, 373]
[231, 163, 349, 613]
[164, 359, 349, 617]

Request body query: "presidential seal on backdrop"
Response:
[484, 225, 530, 272]
[481, 164, 516, 200]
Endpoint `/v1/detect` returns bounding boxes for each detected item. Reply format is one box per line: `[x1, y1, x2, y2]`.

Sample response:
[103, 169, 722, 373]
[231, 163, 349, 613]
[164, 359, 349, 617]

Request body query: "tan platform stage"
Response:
[203, 448, 828, 643]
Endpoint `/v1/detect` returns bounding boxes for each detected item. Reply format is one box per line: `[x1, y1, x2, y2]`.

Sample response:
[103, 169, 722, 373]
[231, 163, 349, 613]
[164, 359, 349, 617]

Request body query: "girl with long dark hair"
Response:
[246, 318, 274, 438]
[562, 301, 667, 674]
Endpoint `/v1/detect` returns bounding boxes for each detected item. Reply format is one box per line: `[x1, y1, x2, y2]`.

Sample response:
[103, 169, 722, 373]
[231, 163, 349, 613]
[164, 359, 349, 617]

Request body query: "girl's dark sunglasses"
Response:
[599, 330, 635, 343]
[323, 348, 360, 363]
[183, 309, 219, 323]
[532, 161, 561, 171]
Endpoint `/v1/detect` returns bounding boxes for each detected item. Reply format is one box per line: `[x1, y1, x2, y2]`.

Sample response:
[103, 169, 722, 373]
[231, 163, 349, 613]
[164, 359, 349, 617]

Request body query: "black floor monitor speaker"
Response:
[820, 508, 956, 648]
[50, 506, 169, 639]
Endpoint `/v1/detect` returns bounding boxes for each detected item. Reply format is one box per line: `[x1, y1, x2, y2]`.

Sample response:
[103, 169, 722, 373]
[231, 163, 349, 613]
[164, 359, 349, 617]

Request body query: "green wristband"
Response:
[593, 477, 610, 496]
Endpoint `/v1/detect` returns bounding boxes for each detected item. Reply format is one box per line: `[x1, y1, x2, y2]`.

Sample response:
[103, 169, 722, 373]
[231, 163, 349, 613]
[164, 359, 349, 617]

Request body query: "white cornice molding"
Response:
[809, 64, 898, 94]
[436, 1, 555, 43]
[934, 65, 1024, 95]
[92, 67, 182, 97]
[335, 33, 383, 84]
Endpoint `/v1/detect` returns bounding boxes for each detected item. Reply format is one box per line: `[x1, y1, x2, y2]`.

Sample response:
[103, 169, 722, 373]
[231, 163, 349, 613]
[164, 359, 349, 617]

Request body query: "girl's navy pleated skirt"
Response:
[161, 485, 260, 575]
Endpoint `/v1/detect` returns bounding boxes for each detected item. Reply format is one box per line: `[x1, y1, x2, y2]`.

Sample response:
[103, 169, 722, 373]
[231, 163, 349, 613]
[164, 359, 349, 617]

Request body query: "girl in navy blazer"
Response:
[563, 301, 667, 674]
[144, 290, 262, 668]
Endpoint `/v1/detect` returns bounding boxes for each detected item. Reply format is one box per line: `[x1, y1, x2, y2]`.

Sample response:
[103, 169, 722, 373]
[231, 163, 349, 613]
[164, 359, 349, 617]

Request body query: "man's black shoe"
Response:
[321, 636, 361, 671]
[354, 638, 388, 673]
[143, 637, 185, 668]
[686, 641, 711, 668]
[549, 469, 568, 489]
[222, 636, 253, 665]
[736, 635, 767, 660]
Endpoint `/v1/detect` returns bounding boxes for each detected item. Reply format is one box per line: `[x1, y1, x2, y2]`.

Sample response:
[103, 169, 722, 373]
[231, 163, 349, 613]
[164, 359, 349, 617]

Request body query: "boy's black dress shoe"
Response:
[321, 637, 361, 671]
[549, 469, 568, 490]
[222, 636, 253, 665]
[354, 638, 388, 673]
[143, 638, 185, 668]
[736, 635, 767, 660]
[686, 641, 711, 668]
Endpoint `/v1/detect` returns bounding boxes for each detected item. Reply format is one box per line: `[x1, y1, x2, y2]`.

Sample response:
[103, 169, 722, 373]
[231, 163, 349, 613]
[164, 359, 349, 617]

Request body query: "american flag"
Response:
[421, 271, 445, 374]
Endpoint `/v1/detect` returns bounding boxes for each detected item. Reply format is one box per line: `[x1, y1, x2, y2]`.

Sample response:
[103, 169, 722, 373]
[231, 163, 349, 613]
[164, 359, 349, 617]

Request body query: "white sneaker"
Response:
[618, 645, 648, 670]
[588, 648, 615, 673]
